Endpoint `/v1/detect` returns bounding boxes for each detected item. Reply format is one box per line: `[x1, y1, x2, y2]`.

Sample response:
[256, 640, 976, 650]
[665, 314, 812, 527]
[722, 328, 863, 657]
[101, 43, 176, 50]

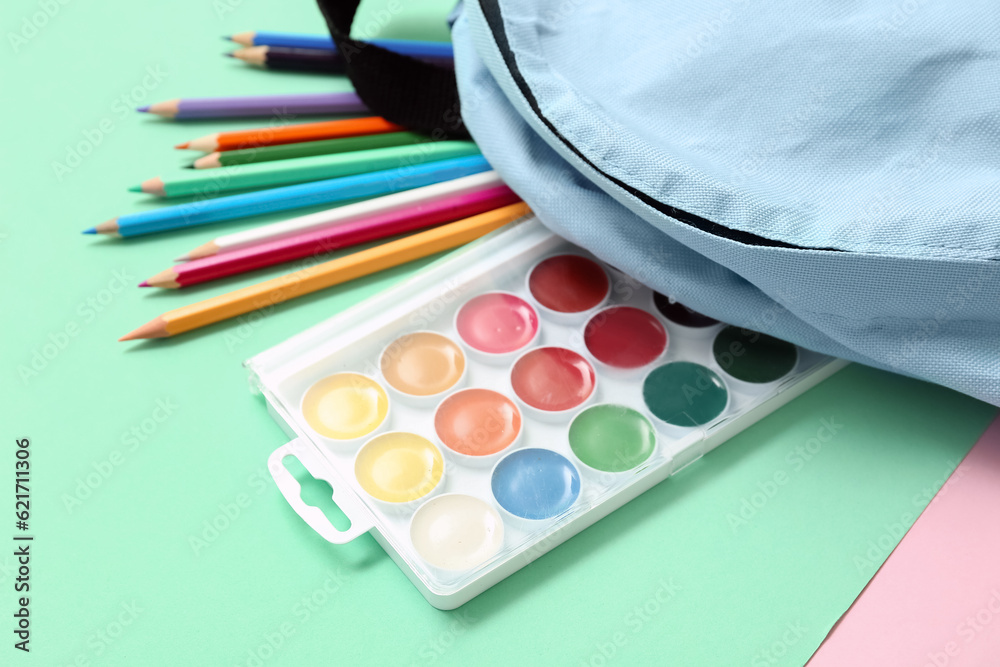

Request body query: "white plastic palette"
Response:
[247, 215, 845, 609]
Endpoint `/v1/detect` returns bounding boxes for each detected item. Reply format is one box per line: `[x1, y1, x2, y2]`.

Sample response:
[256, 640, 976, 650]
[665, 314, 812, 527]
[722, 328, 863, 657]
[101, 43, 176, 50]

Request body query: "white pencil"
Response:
[176, 171, 505, 260]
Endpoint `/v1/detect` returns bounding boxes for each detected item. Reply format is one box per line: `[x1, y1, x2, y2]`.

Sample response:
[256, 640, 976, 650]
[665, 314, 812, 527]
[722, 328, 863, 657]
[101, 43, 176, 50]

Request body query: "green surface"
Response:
[1, 0, 996, 665]
[569, 405, 656, 472]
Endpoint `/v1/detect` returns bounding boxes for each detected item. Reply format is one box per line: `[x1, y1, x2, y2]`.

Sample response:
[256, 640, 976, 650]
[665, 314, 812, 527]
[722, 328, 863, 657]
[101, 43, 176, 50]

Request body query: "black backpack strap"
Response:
[315, 0, 469, 139]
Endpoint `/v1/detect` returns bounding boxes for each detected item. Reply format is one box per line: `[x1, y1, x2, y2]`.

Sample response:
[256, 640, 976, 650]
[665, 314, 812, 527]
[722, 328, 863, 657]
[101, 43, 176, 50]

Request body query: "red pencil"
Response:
[142, 186, 521, 288]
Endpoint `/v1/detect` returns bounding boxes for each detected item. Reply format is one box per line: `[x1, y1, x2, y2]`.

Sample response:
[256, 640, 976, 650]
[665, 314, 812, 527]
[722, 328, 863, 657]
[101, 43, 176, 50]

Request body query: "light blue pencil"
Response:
[84, 155, 490, 238]
[228, 31, 453, 59]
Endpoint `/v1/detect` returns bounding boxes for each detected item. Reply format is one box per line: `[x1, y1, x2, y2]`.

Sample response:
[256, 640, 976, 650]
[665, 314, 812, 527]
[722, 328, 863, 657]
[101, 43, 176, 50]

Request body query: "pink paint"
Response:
[455, 293, 539, 354]
[807, 416, 1000, 667]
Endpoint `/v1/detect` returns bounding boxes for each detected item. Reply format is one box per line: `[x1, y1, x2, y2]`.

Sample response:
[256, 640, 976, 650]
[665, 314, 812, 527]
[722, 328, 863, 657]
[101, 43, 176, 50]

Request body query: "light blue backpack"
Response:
[320, 0, 1000, 405]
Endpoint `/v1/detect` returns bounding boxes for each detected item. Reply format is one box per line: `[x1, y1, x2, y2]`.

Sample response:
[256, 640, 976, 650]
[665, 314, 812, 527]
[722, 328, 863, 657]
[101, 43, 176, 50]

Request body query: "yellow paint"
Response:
[302, 373, 388, 440]
[355, 432, 444, 503]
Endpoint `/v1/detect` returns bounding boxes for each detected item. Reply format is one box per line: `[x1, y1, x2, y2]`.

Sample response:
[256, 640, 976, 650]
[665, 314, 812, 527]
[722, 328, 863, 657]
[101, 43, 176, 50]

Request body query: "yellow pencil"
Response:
[119, 202, 531, 341]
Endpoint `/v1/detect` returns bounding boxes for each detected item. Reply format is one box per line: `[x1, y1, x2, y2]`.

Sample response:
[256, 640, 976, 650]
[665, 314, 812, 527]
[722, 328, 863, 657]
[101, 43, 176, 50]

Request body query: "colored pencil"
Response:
[228, 32, 454, 59]
[131, 141, 480, 198]
[83, 155, 490, 237]
[137, 92, 366, 120]
[175, 116, 403, 152]
[179, 171, 506, 259]
[229, 45, 452, 72]
[119, 202, 531, 341]
[192, 131, 426, 169]
[228, 46, 345, 74]
[143, 187, 521, 288]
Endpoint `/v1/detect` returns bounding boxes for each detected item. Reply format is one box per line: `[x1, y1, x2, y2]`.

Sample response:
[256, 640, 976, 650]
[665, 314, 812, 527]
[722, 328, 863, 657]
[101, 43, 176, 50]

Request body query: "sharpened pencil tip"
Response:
[138, 281, 150, 287]
[127, 184, 142, 193]
[223, 35, 232, 41]
[224, 52, 236, 58]
[82, 227, 96, 234]
[183, 164, 195, 169]
[175, 142, 190, 149]
[136, 105, 150, 113]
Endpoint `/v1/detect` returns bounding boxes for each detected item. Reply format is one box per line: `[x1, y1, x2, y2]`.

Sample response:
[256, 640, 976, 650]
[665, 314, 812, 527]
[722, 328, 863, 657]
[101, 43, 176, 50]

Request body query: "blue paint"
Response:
[491, 449, 580, 520]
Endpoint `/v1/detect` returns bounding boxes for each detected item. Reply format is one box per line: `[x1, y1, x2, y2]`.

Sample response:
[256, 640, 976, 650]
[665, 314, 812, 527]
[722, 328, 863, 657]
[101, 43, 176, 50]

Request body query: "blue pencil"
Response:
[84, 155, 490, 238]
[228, 31, 453, 59]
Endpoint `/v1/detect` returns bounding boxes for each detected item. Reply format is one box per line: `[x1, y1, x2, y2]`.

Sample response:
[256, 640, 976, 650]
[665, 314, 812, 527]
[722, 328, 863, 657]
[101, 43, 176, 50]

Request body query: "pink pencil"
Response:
[142, 186, 521, 288]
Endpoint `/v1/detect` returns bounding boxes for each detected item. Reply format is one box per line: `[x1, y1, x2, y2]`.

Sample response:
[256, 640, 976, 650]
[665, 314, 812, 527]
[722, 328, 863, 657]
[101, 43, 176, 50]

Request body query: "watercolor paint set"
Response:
[247, 215, 845, 609]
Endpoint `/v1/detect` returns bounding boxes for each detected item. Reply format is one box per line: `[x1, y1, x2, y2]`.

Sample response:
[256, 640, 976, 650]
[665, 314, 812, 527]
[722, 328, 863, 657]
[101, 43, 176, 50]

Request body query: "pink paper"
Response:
[808, 415, 1000, 667]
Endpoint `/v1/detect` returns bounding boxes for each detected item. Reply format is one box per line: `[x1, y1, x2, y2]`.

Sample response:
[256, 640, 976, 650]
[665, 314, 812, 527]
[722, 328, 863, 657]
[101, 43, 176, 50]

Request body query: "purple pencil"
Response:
[137, 92, 367, 120]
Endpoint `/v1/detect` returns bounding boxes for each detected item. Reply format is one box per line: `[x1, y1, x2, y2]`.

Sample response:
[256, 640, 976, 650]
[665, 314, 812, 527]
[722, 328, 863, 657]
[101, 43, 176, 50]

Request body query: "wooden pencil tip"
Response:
[138, 280, 150, 287]
[144, 268, 180, 289]
[136, 105, 150, 113]
[141, 177, 166, 197]
[186, 240, 220, 260]
[94, 218, 120, 235]
[119, 317, 168, 341]
[175, 142, 190, 149]
[127, 184, 142, 193]
[82, 227, 96, 234]
[224, 52, 236, 58]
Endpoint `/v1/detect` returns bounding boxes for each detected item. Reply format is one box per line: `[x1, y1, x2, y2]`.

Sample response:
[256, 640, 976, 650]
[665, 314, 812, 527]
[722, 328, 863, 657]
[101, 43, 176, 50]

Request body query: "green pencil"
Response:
[131, 141, 481, 198]
[191, 131, 429, 169]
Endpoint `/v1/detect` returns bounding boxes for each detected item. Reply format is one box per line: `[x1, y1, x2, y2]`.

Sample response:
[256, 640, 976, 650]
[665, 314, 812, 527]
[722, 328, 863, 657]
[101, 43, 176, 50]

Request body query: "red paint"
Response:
[528, 255, 609, 313]
[455, 293, 539, 354]
[511, 347, 596, 412]
[584, 306, 667, 369]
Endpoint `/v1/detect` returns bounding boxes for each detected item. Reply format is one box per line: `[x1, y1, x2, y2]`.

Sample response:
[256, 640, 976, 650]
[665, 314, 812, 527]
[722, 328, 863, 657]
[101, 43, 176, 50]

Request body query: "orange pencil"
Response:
[119, 202, 531, 341]
[175, 116, 405, 152]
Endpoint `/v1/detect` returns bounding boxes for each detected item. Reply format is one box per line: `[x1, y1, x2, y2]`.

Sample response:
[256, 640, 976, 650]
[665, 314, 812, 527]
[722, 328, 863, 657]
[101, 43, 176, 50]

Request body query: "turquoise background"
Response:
[1, 0, 994, 664]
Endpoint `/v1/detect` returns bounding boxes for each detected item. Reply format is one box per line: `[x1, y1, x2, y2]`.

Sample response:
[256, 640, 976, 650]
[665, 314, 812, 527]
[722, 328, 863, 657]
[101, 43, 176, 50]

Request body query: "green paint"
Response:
[569, 404, 656, 472]
[643, 362, 729, 427]
[713, 326, 799, 383]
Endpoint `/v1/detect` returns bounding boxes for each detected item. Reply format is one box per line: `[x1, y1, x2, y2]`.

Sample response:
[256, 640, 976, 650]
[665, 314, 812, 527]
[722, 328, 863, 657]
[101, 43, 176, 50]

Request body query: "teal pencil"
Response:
[83, 155, 491, 238]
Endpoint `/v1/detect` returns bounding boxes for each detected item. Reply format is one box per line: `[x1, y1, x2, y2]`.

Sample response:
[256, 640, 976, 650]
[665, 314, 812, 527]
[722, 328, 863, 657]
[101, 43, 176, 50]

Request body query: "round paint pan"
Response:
[568, 404, 657, 478]
[434, 388, 522, 467]
[712, 326, 799, 390]
[354, 432, 445, 511]
[300, 372, 390, 447]
[526, 254, 610, 324]
[583, 306, 668, 377]
[510, 346, 597, 422]
[490, 448, 581, 524]
[409, 494, 505, 572]
[650, 291, 724, 338]
[642, 362, 730, 430]
[379, 331, 467, 408]
[454, 291, 540, 365]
